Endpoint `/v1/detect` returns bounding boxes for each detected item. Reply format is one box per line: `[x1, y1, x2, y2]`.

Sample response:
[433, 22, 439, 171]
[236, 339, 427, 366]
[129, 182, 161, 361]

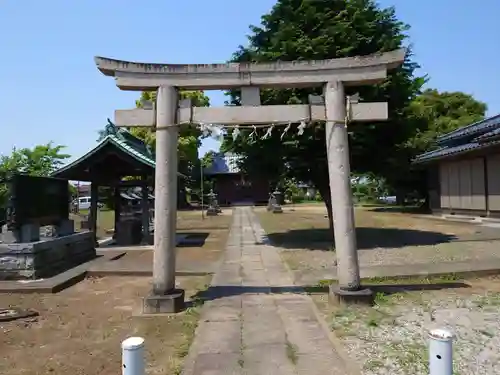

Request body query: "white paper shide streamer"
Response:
[196, 119, 312, 144]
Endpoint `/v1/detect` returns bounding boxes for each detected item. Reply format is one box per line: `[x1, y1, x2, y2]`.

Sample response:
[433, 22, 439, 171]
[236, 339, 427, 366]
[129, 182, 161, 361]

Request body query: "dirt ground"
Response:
[0, 275, 210, 375]
[0, 209, 233, 375]
[100, 214, 232, 271]
[255, 205, 500, 270]
[70, 208, 233, 240]
[311, 275, 500, 375]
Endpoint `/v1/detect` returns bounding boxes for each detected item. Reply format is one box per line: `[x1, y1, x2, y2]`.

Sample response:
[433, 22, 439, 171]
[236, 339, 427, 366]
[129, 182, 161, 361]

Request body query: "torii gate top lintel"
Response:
[94, 48, 406, 91]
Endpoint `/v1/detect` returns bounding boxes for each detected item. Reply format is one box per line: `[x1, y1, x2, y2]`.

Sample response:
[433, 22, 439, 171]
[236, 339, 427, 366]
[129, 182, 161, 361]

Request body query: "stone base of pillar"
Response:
[143, 289, 185, 313]
[206, 207, 218, 216]
[328, 285, 374, 305]
[272, 205, 283, 214]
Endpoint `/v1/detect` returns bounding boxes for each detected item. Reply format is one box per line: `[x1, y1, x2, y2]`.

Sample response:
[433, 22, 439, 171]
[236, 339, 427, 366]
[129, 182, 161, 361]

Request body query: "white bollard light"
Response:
[122, 336, 145, 375]
[428, 328, 453, 375]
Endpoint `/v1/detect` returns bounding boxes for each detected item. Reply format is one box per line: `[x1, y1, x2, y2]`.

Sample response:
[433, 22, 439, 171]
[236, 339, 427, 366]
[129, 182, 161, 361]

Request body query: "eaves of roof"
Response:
[412, 140, 500, 164]
[436, 114, 500, 144]
[52, 133, 186, 178]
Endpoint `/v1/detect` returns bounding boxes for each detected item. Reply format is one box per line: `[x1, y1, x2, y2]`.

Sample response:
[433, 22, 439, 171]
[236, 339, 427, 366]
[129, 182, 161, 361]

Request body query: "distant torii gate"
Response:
[95, 49, 405, 312]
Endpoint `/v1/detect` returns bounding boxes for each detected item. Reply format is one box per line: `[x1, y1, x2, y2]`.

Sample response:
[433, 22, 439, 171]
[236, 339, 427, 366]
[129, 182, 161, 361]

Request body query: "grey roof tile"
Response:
[437, 114, 500, 144]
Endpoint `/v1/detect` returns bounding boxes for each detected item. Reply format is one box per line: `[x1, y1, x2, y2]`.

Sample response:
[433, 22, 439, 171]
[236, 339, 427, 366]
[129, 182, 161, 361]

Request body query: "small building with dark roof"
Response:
[204, 153, 269, 206]
[51, 120, 185, 245]
[413, 114, 500, 217]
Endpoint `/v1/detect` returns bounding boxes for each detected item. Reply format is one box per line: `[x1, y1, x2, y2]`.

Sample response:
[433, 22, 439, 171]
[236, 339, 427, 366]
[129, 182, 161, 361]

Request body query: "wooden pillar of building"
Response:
[113, 185, 121, 240]
[90, 182, 99, 247]
[141, 174, 150, 244]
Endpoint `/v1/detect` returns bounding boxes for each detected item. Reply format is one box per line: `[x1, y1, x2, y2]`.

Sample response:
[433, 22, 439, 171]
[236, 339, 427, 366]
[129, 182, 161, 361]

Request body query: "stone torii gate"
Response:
[95, 49, 405, 312]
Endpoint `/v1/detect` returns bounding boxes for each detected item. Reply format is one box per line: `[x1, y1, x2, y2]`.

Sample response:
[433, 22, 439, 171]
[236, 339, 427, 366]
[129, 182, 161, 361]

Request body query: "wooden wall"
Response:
[487, 154, 500, 211]
[439, 157, 486, 211]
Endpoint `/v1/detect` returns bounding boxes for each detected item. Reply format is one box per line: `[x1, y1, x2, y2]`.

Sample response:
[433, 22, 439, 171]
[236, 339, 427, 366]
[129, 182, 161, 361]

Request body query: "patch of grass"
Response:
[364, 274, 462, 285]
[330, 307, 359, 336]
[170, 360, 183, 375]
[473, 292, 500, 308]
[285, 339, 299, 365]
[384, 341, 429, 374]
[374, 292, 390, 305]
[317, 279, 333, 287]
[476, 328, 495, 338]
[363, 358, 385, 371]
[315, 273, 463, 288]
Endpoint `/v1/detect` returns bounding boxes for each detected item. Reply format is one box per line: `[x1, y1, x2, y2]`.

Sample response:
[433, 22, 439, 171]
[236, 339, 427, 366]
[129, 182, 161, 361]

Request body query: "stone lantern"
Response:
[206, 189, 219, 216]
[272, 189, 283, 214]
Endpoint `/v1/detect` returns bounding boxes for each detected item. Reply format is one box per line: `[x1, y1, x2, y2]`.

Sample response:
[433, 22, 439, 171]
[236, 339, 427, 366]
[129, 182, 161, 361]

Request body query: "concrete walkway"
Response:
[182, 207, 350, 375]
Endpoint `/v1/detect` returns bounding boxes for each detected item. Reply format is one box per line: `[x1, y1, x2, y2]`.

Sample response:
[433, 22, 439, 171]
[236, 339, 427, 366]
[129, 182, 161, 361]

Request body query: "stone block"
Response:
[0, 232, 96, 280]
[272, 205, 283, 214]
[16, 223, 41, 242]
[143, 289, 185, 314]
[206, 207, 219, 216]
[56, 219, 75, 236]
[328, 285, 374, 305]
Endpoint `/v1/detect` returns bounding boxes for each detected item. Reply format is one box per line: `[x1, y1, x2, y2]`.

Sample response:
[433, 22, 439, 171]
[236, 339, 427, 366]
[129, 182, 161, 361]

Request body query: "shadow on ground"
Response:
[187, 282, 470, 305]
[265, 227, 459, 250]
[369, 206, 430, 214]
[264, 226, 500, 251]
[176, 232, 209, 247]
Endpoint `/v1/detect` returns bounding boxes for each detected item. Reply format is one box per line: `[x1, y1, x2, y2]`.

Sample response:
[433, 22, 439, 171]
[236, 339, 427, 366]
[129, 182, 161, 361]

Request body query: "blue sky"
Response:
[1, 0, 499, 161]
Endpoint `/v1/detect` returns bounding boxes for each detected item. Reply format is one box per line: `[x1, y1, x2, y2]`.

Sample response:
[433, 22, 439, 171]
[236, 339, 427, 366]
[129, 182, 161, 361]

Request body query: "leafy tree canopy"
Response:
[405, 88, 487, 154]
[221, 0, 424, 232]
[0, 143, 70, 207]
[98, 90, 210, 181]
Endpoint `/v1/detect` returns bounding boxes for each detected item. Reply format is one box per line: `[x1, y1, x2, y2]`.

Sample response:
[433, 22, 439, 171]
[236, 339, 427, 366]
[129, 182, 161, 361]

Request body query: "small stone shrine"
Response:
[0, 174, 96, 280]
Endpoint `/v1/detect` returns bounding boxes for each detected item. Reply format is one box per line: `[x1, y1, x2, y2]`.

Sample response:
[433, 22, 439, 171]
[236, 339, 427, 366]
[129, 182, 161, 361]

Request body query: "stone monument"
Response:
[0, 175, 96, 280]
[94, 49, 405, 309]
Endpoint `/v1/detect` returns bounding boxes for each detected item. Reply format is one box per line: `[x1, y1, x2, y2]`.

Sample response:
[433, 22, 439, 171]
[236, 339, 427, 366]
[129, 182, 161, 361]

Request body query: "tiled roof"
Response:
[437, 114, 500, 144]
[474, 127, 500, 142]
[413, 140, 500, 164]
[204, 153, 242, 175]
[414, 113, 500, 163]
[52, 120, 185, 179]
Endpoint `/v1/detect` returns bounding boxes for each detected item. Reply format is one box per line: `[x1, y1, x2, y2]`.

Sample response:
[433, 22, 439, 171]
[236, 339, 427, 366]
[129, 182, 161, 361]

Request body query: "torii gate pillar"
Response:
[143, 85, 185, 313]
[324, 81, 372, 303]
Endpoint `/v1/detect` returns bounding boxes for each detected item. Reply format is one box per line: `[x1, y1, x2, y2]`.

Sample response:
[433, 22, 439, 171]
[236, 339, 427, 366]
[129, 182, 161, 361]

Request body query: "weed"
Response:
[285, 340, 299, 365]
[363, 358, 385, 371]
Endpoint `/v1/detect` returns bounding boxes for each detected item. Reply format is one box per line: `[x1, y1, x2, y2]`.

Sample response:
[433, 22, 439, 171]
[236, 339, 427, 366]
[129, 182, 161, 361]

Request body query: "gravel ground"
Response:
[312, 278, 500, 375]
[281, 239, 500, 270]
[357, 239, 500, 266]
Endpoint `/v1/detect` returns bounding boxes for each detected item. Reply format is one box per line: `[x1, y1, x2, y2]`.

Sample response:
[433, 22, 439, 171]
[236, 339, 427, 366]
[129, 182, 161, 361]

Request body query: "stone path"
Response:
[182, 207, 350, 375]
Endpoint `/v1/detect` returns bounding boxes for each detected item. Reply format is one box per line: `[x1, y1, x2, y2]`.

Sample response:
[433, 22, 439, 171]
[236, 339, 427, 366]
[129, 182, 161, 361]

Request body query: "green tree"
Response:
[222, 0, 424, 235]
[0, 143, 71, 208]
[393, 89, 487, 202]
[201, 150, 217, 169]
[98, 90, 210, 181]
[405, 89, 487, 154]
[133, 90, 210, 175]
